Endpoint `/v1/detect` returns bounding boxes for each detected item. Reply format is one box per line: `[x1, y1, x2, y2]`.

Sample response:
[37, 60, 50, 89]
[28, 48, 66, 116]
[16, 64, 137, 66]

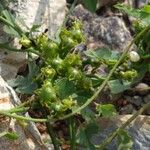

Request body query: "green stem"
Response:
[8, 107, 29, 113]
[69, 117, 76, 150]
[0, 131, 7, 138]
[42, 108, 60, 150]
[53, 25, 150, 121]
[96, 101, 150, 149]
[0, 111, 48, 122]
[45, 122, 60, 150]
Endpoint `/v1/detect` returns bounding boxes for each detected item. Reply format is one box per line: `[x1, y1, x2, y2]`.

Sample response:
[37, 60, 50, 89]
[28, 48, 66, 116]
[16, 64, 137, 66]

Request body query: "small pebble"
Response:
[135, 83, 149, 95]
[143, 94, 150, 104]
[132, 96, 143, 107]
[120, 104, 135, 114]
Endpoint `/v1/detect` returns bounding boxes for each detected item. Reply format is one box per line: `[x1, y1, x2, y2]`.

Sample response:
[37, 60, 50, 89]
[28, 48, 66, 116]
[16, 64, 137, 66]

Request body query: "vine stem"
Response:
[96, 101, 150, 149]
[45, 122, 60, 150]
[0, 111, 48, 122]
[69, 117, 76, 150]
[53, 25, 150, 122]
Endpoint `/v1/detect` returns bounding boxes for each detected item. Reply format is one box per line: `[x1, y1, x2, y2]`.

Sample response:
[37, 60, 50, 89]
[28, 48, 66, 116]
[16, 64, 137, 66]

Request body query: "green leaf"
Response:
[85, 48, 119, 62]
[117, 129, 133, 150]
[0, 131, 19, 140]
[54, 78, 76, 99]
[77, 123, 99, 150]
[5, 132, 19, 140]
[3, 25, 20, 37]
[8, 61, 39, 94]
[115, 4, 150, 26]
[108, 79, 130, 94]
[81, 107, 95, 122]
[96, 104, 116, 117]
[82, 0, 98, 12]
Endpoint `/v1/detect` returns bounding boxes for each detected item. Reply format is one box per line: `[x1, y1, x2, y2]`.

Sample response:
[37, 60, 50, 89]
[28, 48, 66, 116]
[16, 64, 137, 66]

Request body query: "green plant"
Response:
[0, 2, 150, 150]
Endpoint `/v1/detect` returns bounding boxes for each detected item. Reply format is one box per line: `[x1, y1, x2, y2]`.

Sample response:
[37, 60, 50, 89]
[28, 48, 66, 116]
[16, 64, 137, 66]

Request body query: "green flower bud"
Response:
[120, 70, 138, 80]
[41, 67, 56, 79]
[19, 36, 32, 48]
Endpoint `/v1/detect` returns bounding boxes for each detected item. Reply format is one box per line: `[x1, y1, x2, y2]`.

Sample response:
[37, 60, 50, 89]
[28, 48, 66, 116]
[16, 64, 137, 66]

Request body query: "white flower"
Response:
[129, 51, 140, 62]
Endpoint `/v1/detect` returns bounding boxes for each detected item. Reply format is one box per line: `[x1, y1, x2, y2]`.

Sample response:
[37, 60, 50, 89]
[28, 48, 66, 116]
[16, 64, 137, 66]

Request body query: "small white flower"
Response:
[129, 51, 140, 62]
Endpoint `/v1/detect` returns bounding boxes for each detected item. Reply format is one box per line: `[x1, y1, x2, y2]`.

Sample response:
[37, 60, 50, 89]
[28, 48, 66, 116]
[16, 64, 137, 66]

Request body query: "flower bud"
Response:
[129, 51, 140, 62]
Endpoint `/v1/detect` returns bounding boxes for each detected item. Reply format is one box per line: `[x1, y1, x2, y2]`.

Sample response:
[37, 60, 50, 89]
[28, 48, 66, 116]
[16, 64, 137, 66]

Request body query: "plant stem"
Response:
[8, 107, 29, 113]
[45, 122, 60, 150]
[53, 25, 150, 122]
[0, 111, 48, 122]
[96, 101, 150, 149]
[69, 117, 76, 150]
[0, 131, 8, 138]
[42, 107, 60, 150]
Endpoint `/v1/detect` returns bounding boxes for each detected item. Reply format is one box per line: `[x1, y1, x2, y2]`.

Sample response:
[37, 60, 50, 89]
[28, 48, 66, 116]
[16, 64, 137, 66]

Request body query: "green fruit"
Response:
[120, 70, 138, 80]
[37, 81, 56, 102]
[41, 67, 56, 79]
[19, 36, 32, 48]
[71, 29, 85, 43]
[62, 37, 77, 50]
[44, 41, 59, 59]
[67, 67, 82, 80]
[51, 57, 65, 73]
[64, 54, 82, 66]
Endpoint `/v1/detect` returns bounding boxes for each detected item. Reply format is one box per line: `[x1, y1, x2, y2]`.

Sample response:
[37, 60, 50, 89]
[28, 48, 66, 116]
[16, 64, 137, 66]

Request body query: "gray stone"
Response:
[135, 83, 149, 96]
[93, 115, 150, 150]
[72, 5, 133, 51]
[132, 96, 143, 107]
[120, 104, 136, 114]
[143, 94, 150, 104]
[0, 0, 66, 81]
[0, 76, 52, 150]
[126, 96, 143, 107]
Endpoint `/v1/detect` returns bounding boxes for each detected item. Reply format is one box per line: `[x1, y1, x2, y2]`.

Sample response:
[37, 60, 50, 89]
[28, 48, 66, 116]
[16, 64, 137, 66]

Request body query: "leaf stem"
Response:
[96, 101, 150, 149]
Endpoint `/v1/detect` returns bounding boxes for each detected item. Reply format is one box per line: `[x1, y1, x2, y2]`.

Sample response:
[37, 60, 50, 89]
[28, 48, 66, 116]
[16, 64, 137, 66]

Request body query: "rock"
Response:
[134, 0, 150, 8]
[120, 104, 136, 114]
[143, 94, 150, 104]
[0, 0, 66, 81]
[135, 83, 149, 95]
[0, 76, 52, 150]
[93, 115, 150, 150]
[72, 5, 133, 51]
[125, 96, 143, 107]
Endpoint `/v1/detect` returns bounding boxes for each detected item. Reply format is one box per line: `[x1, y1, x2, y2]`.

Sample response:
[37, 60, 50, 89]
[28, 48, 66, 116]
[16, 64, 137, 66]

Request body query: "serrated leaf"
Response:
[96, 104, 116, 117]
[108, 79, 130, 94]
[54, 78, 76, 99]
[84, 48, 119, 62]
[117, 129, 133, 150]
[82, 0, 98, 12]
[81, 107, 95, 122]
[8, 61, 39, 94]
[77, 123, 99, 150]
[115, 4, 150, 26]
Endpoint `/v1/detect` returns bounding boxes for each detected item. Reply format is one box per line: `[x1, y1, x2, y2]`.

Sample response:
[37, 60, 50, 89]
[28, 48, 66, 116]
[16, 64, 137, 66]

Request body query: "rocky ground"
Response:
[0, 0, 150, 150]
